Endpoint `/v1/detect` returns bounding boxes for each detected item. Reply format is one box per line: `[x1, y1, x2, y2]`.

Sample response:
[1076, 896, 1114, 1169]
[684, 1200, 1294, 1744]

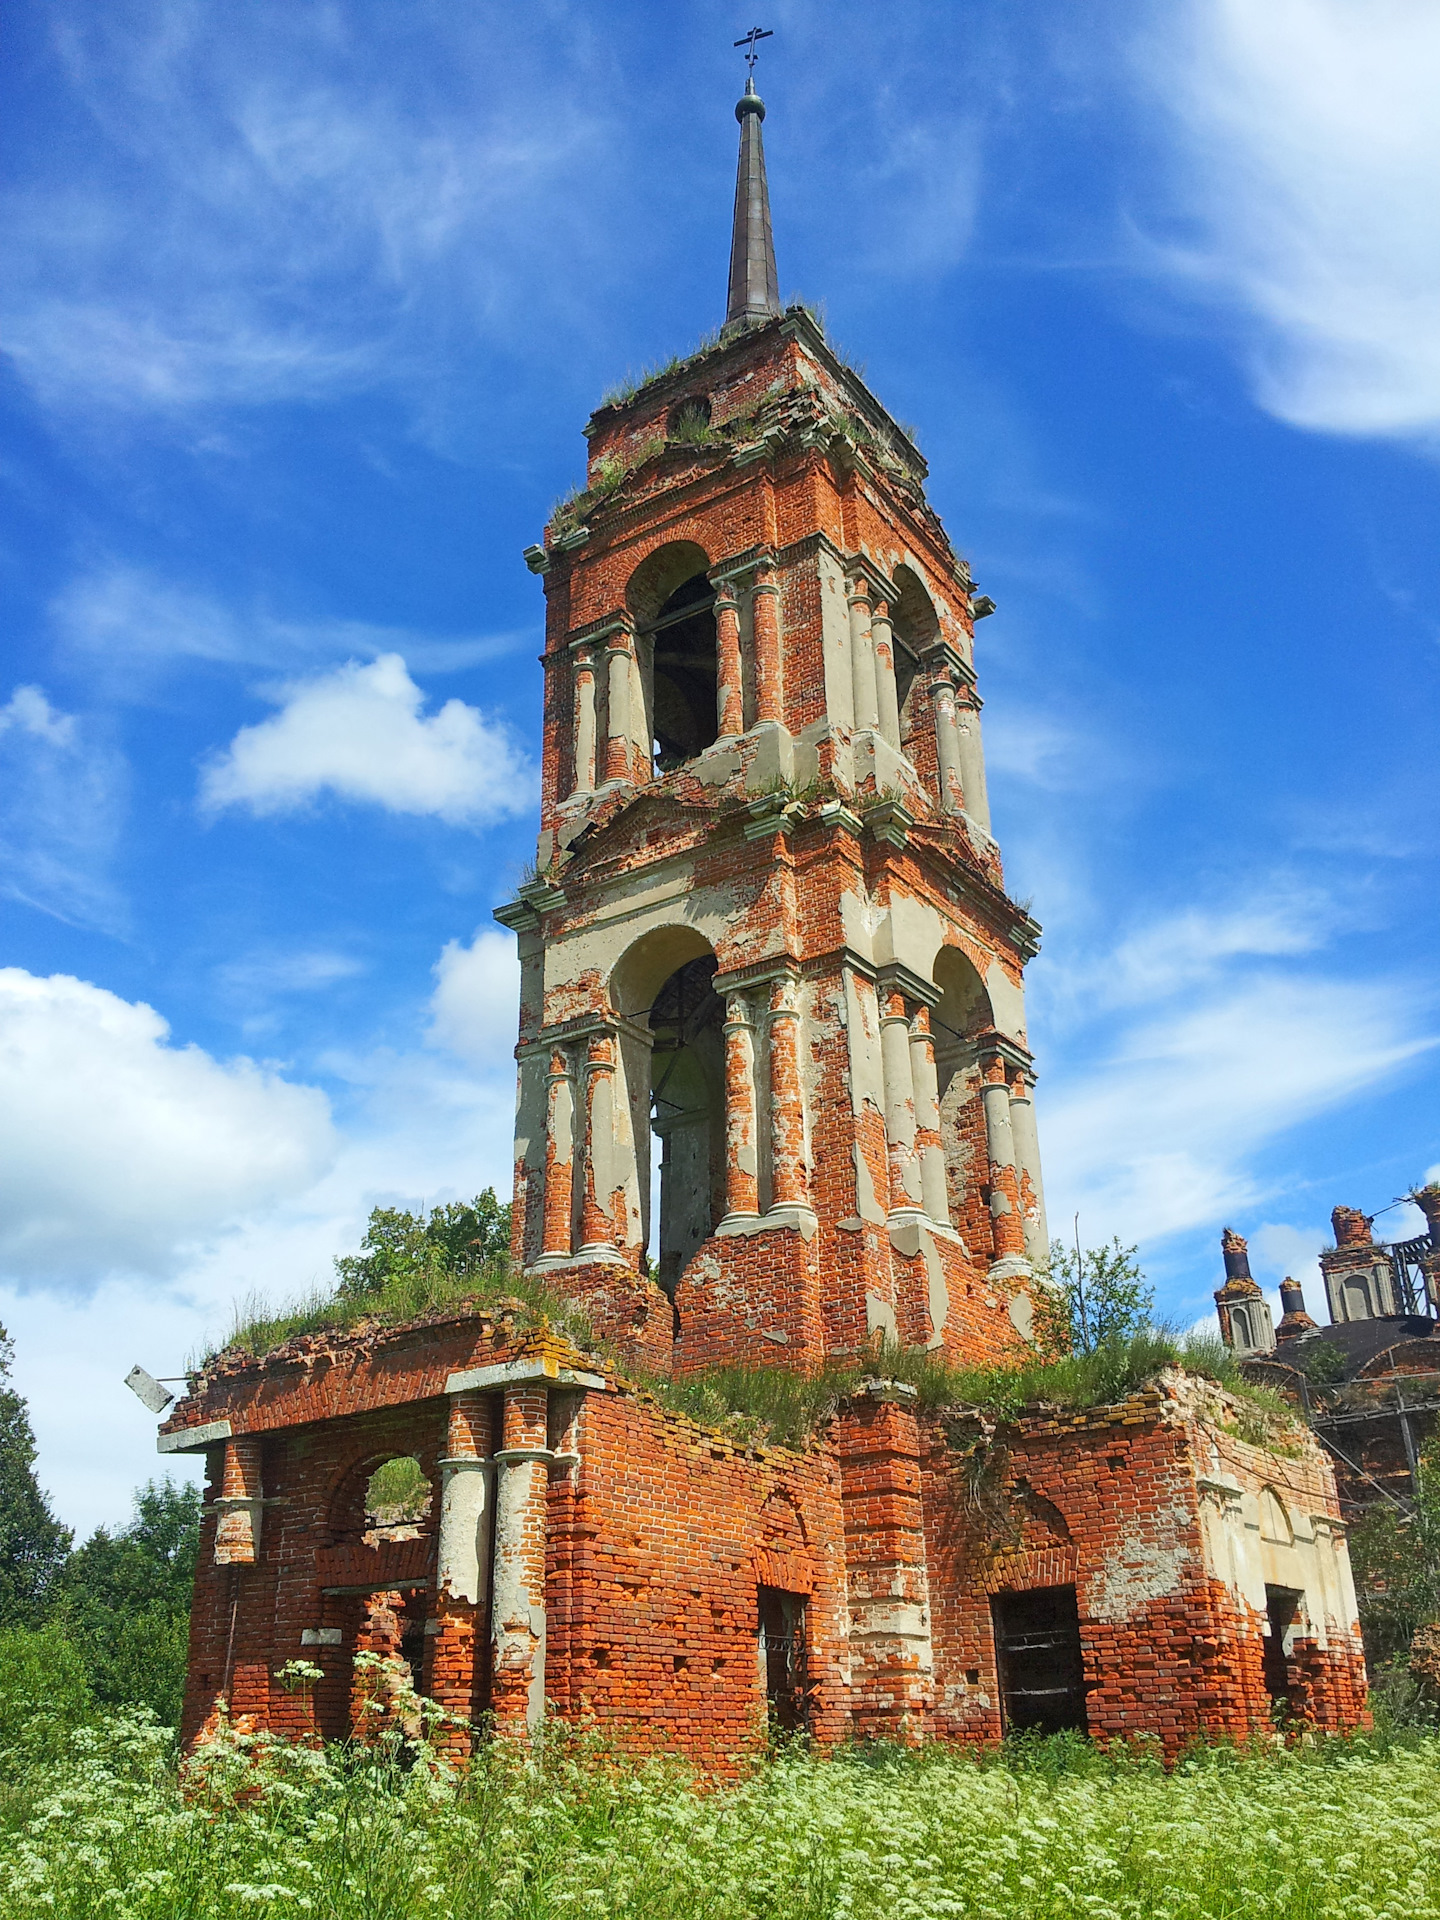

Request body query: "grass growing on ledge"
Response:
[201, 1193, 596, 1367]
[210, 1264, 595, 1367]
[638, 1330, 1295, 1453]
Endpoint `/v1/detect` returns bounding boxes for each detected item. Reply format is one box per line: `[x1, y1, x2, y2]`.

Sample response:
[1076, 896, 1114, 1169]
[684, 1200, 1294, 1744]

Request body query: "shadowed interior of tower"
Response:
[643, 572, 719, 770]
[648, 954, 725, 1301]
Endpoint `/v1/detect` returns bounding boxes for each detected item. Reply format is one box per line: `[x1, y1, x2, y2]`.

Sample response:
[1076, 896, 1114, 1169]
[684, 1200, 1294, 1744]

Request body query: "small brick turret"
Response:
[1214, 1228, 1276, 1356]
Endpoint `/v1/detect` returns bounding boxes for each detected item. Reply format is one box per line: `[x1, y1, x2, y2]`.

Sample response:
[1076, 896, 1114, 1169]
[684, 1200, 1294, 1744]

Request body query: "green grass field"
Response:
[2, 1713, 1437, 1919]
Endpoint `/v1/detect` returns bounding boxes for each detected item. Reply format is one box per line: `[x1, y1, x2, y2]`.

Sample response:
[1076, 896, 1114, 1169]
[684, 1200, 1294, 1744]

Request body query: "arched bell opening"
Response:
[646, 573, 719, 770]
[647, 953, 726, 1300]
[891, 563, 939, 749]
[930, 945, 995, 1233]
[627, 541, 719, 774]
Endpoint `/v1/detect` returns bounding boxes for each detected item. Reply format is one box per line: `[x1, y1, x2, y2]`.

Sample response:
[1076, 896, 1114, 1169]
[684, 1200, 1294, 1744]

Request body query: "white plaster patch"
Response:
[1087, 1505, 1193, 1622]
[866, 1291, 899, 1342]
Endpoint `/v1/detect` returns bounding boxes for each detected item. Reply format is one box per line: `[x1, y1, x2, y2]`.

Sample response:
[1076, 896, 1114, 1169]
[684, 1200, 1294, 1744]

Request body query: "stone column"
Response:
[571, 643, 597, 795]
[721, 991, 760, 1222]
[603, 630, 635, 783]
[879, 991, 925, 1214]
[539, 1048, 576, 1261]
[213, 1436, 263, 1564]
[908, 1008, 951, 1228]
[954, 683, 992, 835]
[767, 974, 811, 1213]
[713, 583, 744, 738]
[848, 577, 880, 732]
[751, 563, 783, 726]
[980, 1055, 1027, 1267]
[1007, 1067, 1049, 1265]
[578, 1033, 620, 1253]
[930, 674, 964, 814]
[432, 1389, 493, 1742]
[491, 1384, 551, 1734]
[871, 596, 902, 751]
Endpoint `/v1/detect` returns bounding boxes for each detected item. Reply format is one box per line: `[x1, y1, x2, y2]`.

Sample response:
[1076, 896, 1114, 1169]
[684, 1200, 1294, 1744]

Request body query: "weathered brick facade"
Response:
[163, 81, 1368, 1759]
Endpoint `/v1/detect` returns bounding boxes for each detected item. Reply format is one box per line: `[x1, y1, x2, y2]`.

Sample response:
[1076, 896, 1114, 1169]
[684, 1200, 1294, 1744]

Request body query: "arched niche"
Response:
[890, 564, 939, 737]
[1259, 1487, 1294, 1546]
[627, 541, 718, 772]
[929, 944, 995, 1236]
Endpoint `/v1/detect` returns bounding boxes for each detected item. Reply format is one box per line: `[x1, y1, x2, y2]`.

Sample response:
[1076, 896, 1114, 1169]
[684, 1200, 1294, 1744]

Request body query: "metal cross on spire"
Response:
[734, 26, 773, 76]
[724, 29, 780, 331]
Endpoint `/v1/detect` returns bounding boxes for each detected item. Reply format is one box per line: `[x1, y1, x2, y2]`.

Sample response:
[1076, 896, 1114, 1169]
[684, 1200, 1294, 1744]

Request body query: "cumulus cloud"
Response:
[0, 968, 335, 1281]
[200, 653, 536, 826]
[428, 928, 521, 1068]
[0, 685, 128, 932]
[1136, 0, 1440, 441]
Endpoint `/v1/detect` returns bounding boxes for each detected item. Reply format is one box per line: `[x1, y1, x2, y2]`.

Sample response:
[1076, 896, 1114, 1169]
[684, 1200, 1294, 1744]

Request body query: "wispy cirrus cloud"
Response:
[0, 685, 128, 933]
[50, 563, 529, 692]
[200, 653, 536, 827]
[1133, 0, 1440, 444]
[1032, 877, 1435, 1246]
[2, 2, 614, 429]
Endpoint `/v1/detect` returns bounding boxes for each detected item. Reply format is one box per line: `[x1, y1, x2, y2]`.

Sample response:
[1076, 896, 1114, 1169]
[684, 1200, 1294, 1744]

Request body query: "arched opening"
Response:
[313, 1452, 438, 1739]
[627, 541, 718, 773]
[890, 564, 939, 743]
[667, 394, 712, 440]
[363, 1456, 433, 1543]
[930, 945, 995, 1237]
[647, 953, 726, 1299]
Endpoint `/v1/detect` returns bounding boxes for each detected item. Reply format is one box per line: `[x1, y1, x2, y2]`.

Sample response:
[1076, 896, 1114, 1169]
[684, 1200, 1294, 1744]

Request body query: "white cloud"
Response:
[216, 949, 367, 997]
[0, 685, 128, 932]
[200, 653, 536, 827]
[1042, 973, 1433, 1244]
[50, 563, 523, 694]
[428, 928, 521, 1069]
[1, 4, 611, 427]
[1086, 887, 1329, 1010]
[1137, 0, 1440, 441]
[0, 968, 335, 1281]
[0, 685, 76, 748]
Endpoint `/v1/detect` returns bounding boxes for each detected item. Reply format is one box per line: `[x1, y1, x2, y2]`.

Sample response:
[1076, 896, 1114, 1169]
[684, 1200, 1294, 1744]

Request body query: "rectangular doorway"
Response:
[757, 1586, 809, 1732]
[991, 1585, 1087, 1735]
[1263, 1586, 1303, 1704]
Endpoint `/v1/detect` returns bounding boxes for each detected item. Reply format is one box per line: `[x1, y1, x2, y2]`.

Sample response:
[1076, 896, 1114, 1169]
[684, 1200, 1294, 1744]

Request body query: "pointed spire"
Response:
[725, 77, 781, 332]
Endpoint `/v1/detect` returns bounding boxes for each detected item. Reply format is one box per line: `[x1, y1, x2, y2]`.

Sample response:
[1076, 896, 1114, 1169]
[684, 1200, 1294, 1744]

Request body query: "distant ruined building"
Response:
[161, 72, 1368, 1759]
[1218, 1191, 1440, 1517]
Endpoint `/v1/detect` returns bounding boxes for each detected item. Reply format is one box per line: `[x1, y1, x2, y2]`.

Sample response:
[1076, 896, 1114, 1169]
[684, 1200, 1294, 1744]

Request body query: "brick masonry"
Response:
[166, 300, 1367, 1759]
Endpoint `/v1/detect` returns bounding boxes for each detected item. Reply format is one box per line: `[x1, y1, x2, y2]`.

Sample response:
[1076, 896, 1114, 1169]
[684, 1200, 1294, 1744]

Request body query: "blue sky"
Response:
[2, 0, 1437, 1534]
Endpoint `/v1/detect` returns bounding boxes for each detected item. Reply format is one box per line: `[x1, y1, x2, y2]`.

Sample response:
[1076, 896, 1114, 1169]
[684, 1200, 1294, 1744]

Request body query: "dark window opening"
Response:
[991, 1585, 1087, 1736]
[758, 1586, 810, 1733]
[646, 572, 718, 771]
[668, 395, 712, 440]
[1263, 1586, 1303, 1703]
[649, 955, 725, 1302]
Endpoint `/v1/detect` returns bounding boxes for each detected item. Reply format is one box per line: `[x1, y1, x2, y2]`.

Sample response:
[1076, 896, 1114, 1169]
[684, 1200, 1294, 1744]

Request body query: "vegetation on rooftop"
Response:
[207, 1191, 594, 1366]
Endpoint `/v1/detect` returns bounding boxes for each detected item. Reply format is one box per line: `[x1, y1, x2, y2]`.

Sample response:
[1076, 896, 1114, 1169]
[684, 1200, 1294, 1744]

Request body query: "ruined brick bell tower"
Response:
[497, 69, 1049, 1374]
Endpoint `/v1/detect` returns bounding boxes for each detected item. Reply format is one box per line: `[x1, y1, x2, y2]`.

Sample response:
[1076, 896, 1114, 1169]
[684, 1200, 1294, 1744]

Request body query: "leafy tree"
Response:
[1037, 1238, 1155, 1356]
[0, 1324, 71, 1627]
[334, 1190, 511, 1303]
[1301, 1340, 1347, 1386]
[1348, 1440, 1440, 1669]
[53, 1478, 201, 1725]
